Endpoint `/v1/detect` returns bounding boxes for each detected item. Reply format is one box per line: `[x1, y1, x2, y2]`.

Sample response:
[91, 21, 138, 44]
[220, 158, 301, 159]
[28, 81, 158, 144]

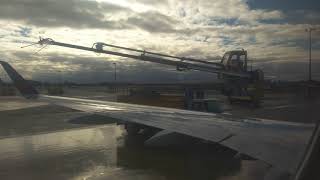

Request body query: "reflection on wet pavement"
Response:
[0, 125, 268, 180]
[0, 97, 48, 111]
[0, 126, 120, 180]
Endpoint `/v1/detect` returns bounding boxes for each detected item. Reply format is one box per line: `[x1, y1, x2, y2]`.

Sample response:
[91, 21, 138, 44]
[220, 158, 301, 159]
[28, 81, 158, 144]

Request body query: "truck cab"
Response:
[219, 50, 264, 107]
[220, 50, 248, 72]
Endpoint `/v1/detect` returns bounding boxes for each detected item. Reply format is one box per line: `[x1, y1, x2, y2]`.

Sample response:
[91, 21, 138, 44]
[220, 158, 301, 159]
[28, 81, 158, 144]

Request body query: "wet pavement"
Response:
[0, 125, 269, 180]
[224, 93, 320, 123]
[0, 96, 271, 180]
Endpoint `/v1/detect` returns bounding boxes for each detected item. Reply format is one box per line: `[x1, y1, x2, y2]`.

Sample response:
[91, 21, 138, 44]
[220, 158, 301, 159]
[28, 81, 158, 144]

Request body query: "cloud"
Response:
[166, 0, 283, 26]
[14, 27, 32, 37]
[0, 0, 131, 29]
[126, 11, 179, 33]
[0, 0, 184, 34]
[0, 50, 216, 83]
[0, 0, 285, 30]
[0, 0, 319, 83]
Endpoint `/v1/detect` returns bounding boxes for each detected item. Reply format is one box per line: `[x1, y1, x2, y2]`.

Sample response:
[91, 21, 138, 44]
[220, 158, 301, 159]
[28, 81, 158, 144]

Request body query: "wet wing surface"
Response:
[39, 95, 314, 174]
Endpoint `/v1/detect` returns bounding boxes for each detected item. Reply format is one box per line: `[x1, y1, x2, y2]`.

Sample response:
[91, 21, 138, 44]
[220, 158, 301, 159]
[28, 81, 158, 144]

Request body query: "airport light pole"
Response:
[112, 62, 117, 93]
[305, 27, 316, 82]
[113, 62, 117, 82]
[58, 70, 62, 84]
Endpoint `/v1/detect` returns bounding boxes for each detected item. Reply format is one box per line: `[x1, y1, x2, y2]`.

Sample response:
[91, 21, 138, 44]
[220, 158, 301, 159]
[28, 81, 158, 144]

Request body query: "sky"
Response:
[0, 0, 319, 83]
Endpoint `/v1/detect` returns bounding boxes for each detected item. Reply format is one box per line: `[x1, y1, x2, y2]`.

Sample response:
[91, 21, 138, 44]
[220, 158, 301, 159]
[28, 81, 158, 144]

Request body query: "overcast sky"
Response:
[0, 0, 319, 83]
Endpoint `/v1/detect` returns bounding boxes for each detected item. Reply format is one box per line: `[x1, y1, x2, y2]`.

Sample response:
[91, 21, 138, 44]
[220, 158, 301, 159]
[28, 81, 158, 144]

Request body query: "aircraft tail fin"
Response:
[0, 61, 38, 99]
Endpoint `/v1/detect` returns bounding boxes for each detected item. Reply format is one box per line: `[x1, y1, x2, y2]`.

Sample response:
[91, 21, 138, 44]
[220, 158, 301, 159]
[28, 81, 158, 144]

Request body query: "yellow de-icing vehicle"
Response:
[219, 50, 264, 106]
[35, 37, 265, 106]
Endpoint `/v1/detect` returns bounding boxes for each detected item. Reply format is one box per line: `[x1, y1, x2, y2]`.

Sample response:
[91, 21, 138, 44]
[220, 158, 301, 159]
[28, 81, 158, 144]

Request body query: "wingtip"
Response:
[0, 60, 38, 99]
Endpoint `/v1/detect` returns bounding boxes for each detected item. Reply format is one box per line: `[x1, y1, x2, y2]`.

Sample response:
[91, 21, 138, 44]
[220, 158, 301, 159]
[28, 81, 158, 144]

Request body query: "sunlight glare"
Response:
[95, 0, 152, 12]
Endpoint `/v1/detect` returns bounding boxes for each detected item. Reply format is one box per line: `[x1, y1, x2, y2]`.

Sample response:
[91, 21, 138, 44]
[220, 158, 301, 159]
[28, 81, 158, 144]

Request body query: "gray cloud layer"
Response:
[0, 0, 181, 33]
[0, 0, 319, 83]
[0, 0, 131, 29]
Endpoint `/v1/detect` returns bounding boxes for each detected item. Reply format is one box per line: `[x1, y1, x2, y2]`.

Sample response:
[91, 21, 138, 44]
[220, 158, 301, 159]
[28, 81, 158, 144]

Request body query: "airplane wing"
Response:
[0, 60, 314, 177]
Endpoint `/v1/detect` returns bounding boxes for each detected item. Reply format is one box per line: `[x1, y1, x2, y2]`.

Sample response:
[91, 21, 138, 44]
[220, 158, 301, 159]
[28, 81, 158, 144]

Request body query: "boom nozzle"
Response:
[38, 37, 54, 46]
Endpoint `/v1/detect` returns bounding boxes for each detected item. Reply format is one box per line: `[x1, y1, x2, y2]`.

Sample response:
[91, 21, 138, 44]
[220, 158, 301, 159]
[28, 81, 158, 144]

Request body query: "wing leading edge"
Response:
[0, 60, 315, 176]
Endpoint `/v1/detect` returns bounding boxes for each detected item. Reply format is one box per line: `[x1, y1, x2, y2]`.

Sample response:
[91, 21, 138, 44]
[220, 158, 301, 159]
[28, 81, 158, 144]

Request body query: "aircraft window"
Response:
[0, 1, 318, 180]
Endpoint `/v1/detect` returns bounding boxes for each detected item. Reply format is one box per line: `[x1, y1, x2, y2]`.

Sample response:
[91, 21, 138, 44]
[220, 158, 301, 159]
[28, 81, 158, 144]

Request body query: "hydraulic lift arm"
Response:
[37, 38, 252, 78]
[34, 37, 264, 106]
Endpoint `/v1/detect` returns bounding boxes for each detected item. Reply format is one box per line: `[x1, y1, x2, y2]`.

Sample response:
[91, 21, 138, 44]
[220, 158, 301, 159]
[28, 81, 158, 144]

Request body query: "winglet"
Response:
[0, 61, 38, 99]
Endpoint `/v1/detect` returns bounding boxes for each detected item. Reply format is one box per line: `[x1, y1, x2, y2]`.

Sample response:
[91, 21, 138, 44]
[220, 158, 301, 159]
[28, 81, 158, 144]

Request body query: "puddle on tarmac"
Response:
[0, 125, 268, 180]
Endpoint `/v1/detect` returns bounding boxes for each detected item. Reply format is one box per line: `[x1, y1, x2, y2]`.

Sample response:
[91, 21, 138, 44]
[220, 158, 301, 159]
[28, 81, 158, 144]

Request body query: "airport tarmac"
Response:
[0, 94, 318, 180]
[226, 92, 320, 123]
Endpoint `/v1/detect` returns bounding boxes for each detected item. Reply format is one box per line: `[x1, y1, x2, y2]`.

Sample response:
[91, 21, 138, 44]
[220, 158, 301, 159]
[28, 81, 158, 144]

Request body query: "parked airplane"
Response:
[0, 60, 318, 180]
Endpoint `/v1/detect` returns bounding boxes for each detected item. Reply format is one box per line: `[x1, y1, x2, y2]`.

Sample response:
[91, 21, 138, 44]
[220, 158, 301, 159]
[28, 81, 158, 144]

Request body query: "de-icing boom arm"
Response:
[37, 38, 252, 78]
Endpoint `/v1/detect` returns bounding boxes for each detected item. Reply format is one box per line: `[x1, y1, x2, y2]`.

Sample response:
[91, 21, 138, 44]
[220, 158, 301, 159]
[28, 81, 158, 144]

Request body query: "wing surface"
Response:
[38, 95, 314, 174]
